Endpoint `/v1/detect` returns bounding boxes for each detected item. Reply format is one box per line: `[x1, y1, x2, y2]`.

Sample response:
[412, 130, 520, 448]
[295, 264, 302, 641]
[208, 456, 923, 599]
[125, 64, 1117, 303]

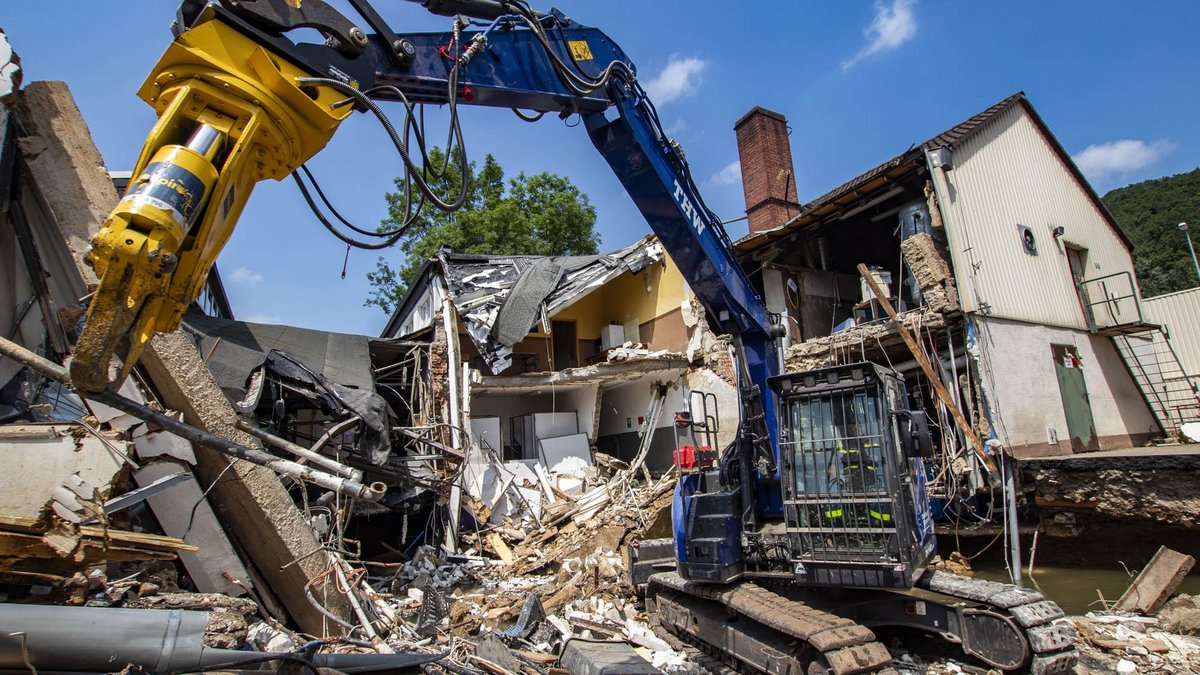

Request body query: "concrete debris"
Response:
[1115, 546, 1196, 615]
[784, 307, 948, 372]
[900, 232, 959, 314]
[1071, 607, 1200, 673]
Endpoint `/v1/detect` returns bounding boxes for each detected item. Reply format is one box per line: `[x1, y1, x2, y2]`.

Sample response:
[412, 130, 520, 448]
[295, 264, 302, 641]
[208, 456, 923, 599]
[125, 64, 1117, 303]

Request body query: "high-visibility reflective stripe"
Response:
[821, 508, 891, 521]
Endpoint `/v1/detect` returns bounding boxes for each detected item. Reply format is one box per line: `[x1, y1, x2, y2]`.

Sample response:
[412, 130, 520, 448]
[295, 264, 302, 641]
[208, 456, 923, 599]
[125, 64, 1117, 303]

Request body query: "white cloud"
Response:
[665, 118, 689, 136]
[228, 266, 263, 285]
[241, 313, 281, 325]
[842, 0, 918, 70]
[644, 54, 706, 105]
[707, 160, 742, 187]
[1072, 139, 1174, 180]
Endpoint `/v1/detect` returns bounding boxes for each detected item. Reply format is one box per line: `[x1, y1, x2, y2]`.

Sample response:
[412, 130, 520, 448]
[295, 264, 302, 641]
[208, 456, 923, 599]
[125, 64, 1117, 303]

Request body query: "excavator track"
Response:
[650, 572, 893, 674]
[913, 571, 1078, 675]
[647, 570, 1078, 674]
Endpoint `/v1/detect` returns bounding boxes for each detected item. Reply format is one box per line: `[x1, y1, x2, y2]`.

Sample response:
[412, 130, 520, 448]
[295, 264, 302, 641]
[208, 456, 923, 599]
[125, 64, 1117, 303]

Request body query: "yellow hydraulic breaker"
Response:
[71, 14, 354, 391]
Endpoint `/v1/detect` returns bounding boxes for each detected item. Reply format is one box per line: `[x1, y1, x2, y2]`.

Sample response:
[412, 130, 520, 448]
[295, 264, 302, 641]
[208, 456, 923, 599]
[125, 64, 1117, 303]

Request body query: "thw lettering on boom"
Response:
[673, 180, 707, 236]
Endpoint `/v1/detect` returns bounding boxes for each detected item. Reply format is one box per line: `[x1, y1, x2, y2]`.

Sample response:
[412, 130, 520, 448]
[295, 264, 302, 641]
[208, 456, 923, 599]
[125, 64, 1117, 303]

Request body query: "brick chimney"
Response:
[735, 107, 800, 234]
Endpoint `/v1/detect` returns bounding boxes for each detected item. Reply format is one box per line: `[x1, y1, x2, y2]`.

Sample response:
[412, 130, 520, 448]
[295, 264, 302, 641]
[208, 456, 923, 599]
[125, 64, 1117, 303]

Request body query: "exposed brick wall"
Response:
[735, 107, 800, 234]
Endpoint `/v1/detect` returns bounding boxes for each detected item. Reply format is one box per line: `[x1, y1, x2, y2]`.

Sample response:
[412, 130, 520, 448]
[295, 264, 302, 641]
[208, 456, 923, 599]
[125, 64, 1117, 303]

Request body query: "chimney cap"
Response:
[734, 106, 788, 131]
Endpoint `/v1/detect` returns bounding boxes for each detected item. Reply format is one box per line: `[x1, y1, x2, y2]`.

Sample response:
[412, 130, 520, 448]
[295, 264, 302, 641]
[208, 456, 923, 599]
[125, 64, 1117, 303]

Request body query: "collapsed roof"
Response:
[181, 314, 392, 464]
[435, 235, 665, 374]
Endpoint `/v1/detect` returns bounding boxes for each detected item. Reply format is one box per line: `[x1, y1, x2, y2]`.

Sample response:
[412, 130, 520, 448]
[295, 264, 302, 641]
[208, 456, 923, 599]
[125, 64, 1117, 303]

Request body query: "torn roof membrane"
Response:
[439, 234, 665, 374]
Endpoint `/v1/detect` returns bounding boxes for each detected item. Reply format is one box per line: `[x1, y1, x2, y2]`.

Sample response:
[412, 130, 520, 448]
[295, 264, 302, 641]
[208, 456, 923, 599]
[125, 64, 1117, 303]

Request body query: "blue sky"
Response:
[4, 1, 1198, 335]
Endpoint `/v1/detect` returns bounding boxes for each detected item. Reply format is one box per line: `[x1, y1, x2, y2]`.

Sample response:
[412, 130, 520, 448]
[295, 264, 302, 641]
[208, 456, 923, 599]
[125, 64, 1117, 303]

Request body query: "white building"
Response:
[734, 93, 1196, 457]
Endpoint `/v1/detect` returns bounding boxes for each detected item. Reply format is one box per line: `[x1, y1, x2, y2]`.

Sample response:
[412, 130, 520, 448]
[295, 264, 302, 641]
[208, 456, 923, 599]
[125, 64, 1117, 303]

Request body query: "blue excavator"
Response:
[70, 1, 1077, 672]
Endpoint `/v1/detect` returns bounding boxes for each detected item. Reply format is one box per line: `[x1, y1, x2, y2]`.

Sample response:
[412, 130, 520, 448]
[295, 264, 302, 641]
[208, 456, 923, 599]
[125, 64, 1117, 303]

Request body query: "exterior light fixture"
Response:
[1180, 222, 1200, 283]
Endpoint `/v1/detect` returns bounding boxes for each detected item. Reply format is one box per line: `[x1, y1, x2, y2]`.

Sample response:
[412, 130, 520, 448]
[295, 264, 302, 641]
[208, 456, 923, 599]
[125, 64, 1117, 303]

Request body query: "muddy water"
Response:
[969, 563, 1200, 615]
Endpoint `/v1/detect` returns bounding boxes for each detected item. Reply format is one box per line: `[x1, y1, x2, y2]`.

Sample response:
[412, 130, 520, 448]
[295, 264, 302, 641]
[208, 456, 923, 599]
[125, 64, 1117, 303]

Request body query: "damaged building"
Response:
[0, 74, 712, 670]
[732, 93, 1198, 471]
[384, 235, 741, 474]
[382, 236, 740, 537]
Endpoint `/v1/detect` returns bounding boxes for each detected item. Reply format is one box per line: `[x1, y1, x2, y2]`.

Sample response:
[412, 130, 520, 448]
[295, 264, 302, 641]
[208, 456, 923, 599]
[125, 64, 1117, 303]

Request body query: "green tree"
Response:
[1103, 167, 1200, 298]
[365, 148, 601, 314]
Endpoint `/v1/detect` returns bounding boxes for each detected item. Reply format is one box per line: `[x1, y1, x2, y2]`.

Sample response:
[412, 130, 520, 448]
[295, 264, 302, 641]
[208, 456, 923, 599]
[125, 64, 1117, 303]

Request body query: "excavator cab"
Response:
[770, 362, 937, 590]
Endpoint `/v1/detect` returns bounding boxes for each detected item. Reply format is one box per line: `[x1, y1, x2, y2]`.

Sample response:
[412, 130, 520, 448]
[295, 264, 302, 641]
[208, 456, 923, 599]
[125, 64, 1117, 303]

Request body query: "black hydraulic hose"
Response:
[297, 164, 407, 238]
[298, 77, 469, 213]
[292, 171, 408, 250]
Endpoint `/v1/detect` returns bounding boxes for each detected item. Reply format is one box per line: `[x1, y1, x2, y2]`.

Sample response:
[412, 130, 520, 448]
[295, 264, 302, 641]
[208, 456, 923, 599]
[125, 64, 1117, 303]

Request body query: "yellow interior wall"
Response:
[548, 287, 605, 339]
[600, 255, 686, 327]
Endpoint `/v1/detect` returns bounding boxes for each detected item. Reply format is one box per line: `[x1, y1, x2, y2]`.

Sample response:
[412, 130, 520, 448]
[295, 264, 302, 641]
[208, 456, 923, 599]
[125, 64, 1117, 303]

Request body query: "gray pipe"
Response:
[236, 420, 364, 482]
[0, 604, 441, 672]
[0, 605, 212, 672]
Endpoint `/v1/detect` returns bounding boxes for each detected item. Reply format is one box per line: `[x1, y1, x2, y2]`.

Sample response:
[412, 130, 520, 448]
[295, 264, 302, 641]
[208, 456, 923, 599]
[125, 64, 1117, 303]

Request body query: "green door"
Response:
[1051, 344, 1099, 452]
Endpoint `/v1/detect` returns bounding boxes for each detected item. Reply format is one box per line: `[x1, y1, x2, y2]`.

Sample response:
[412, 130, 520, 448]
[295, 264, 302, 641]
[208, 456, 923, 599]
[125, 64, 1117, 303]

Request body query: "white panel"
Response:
[0, 427, 130, 518]
[601, 325, 625, 350]
[136, 460, 250, 596]
[533, 411, 578, 440]
[934, 104, 1139, 330]
[1143, 287, 1200, 377]
[537, 433, 592, 471]
[470, 416, 502, 453]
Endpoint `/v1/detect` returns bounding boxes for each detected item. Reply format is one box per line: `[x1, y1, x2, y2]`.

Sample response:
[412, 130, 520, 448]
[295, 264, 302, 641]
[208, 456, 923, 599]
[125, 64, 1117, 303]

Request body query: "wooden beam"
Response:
[857, 263, 998, 473]
[0, 515, 196, 552]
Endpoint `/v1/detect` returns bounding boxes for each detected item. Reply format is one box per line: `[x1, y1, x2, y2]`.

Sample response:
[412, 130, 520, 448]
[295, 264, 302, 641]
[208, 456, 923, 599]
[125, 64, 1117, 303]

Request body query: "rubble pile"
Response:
[1072, 600, 1200, 673]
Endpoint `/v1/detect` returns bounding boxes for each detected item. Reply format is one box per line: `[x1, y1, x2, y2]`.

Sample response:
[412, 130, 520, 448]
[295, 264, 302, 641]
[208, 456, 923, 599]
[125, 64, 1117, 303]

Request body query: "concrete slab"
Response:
[134, 459, 249, 597]
[1020, 443, 1200, 471]
[1115, 546, 1196, 614]
[0, 425, 129, 519]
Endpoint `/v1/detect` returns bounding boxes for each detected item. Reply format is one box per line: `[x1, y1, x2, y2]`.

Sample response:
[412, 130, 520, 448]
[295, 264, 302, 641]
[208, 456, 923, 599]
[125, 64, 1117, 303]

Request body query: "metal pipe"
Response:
[0, 604, 443, 672]
[0, 335, 385, 502]
[1180, 222, 1200, 283]
[1003, 452, 1023, 587]
[236, 420, 363, 481]
[891, 351, 966, 376]
[185, 123, 224, 163]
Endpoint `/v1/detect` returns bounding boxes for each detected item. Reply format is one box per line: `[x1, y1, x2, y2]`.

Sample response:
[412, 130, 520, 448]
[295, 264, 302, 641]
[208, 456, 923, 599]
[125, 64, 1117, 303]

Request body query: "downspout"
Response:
[924, 148, 989, 315]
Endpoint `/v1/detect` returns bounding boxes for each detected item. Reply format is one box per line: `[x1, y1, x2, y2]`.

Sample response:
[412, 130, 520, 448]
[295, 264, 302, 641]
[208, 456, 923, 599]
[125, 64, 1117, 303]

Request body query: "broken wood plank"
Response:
[513, 649, 558, 666]
[487, 532, 516, 565]
[857, 263, 997, 473]
[0, 425, 60, 440]
[0, 531, 181, 565]
[1115, 545, 1196, 615]
[0, 515, 196, 552]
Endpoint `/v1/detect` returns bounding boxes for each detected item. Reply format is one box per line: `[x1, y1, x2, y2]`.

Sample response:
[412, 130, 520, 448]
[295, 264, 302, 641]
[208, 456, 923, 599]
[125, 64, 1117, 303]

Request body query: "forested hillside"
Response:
[1103, 168, 1200, 298]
